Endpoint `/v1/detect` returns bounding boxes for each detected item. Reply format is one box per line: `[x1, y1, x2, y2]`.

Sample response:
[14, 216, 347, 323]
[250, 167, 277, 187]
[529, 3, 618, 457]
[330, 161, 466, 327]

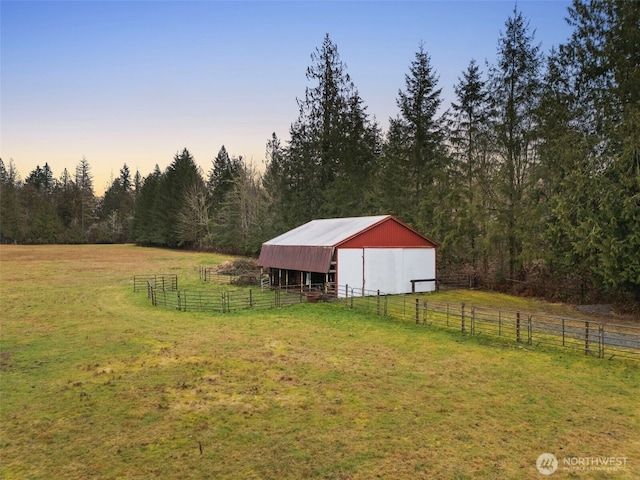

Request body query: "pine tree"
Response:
[74, 157, 96, 239]
[132, 165, 162, 245]
[284, 34, 379, 226]
[380, 43, 446, 232]
[23, 164, 61, 243]
[207, 146, 242, 211]
[549, 0, 640, 295]
[99, 163, 135, 242]
[0, 159, 23, 243]
[154, 148, 206, 247]
[487, 6, 543, 280]
[447, 59, 492, 276]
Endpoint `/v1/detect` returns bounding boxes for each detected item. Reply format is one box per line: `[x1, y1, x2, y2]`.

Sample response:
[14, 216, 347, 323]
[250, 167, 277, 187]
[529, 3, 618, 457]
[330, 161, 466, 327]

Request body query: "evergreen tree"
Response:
[132, 166, 163, 245]
[98, 163, 135, 242]
[0, 159, 23, 243]
[153, 148, 205, 247]
[548, 0, 640, 295]
[447, 59, 493, 276]
[22, 164, 61, 243]
[55, 168, 84, 243]
[284, 34, 379, 226]
[487, 6, 543, 280]
[261, 133, 288, 238]
[74, 157, 96, 239]
[380, 43, 446, 233]
[207, 146, 242, 211]
[210, 161, 266, 254]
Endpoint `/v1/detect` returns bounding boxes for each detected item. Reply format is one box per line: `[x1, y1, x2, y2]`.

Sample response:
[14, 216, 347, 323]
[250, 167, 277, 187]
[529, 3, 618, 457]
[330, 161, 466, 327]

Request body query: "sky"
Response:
[1, 0, 574, 195]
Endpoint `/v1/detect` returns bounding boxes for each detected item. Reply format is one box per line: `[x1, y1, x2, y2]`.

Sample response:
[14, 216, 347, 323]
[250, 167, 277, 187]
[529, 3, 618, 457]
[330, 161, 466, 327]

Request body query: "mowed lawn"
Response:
[1, 245, 639, 479]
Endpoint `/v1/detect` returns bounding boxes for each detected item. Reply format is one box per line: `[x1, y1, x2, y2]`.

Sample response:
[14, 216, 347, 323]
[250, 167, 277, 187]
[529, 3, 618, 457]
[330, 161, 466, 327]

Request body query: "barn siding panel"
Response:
[338, 217, 437, 249]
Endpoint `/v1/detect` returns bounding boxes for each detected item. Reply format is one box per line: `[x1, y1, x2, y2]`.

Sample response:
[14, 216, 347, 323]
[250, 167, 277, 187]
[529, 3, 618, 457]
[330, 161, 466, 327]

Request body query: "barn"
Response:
[257, 215, 439, 297]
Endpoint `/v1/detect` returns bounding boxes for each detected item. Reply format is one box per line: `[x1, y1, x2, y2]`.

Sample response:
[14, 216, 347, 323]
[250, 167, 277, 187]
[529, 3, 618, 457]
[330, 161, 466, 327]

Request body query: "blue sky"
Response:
[1, 0, 573, 194]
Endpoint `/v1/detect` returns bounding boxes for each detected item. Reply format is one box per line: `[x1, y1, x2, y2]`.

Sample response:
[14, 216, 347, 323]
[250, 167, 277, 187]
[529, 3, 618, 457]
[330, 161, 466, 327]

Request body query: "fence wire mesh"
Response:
[137, 276, 639, 360]
[339, 285, 640, 361]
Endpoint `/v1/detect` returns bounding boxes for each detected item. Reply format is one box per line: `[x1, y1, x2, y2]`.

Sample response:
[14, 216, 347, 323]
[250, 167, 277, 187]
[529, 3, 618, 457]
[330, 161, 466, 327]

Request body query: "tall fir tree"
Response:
[380, 43, 446, 234]
[284, 34, 379, 227]
[447, 59, 493, 276]
[487, 6, 543, 280]
[0, 159, 23, 243]
[548, 0, 640, 296]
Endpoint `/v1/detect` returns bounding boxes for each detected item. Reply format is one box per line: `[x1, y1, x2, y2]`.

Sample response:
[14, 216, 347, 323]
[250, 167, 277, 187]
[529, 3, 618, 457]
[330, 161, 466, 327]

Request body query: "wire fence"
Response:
[339, 285, 640, 361]
[134, 275, 639, 361]
[133, 274, 178, 292]
[147, 283, 307, 313]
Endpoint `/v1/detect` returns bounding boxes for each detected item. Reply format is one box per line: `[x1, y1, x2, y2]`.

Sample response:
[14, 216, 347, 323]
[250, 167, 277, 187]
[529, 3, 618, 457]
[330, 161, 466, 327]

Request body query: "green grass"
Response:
[1, 245, 639, 479]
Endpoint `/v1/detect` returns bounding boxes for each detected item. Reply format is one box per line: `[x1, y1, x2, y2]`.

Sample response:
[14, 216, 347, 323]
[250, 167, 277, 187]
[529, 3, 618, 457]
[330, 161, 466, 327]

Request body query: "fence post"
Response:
[516, 312, 521, 343]
[446, 303, 449, 327]
[377, 290, 380, 316]
[177, 291, 181, 311]
[528, 315, 533, 345]
[562, 319, 565, 346]
[471, 307, 475, 335]
[498, 311, 502, 337]
[599, 324, 604, 358]
[424, 299, 428, 325]
[415, 299, 420, 324]
[585, 321, 590, 355]
[249, 289, 253, 308]
[461, 304, 466, 333]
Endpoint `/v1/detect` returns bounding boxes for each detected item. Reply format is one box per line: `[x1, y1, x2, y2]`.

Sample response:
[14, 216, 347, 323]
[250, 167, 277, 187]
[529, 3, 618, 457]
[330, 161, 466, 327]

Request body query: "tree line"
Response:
[1, 1, 638, 302]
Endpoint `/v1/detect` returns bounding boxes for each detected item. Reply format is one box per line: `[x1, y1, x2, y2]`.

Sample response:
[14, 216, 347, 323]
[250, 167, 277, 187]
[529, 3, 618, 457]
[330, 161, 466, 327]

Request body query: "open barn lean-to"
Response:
[257, 215, 439, 297]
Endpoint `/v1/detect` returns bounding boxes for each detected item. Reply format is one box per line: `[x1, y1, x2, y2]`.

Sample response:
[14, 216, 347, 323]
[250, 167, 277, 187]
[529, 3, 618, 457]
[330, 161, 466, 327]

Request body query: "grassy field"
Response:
[1, 244, 639, 479]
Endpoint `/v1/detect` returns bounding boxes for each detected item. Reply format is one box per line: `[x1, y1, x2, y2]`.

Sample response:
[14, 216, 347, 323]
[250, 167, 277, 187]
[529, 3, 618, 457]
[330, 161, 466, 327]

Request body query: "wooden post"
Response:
[424, 299, 428, 325]
[415, 299, 420, 324]
[585, 321, 590, 355]
[599, 324, 604, 358]
[516, 312, 521, 343]
[471, 307, 475, 335]
[461, 304, 466, 333]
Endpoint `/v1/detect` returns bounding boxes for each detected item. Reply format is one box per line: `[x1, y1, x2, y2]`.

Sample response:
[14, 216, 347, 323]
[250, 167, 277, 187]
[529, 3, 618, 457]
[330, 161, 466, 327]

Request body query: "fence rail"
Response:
[136, 276, 639, 361]
[133, 274, 178, 292]
[339, 285, 640, 361]
[147, 283, 307, 312]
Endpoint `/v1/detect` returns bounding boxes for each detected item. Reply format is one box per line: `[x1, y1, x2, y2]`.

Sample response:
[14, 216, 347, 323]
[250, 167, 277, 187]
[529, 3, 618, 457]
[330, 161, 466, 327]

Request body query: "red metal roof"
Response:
[257, 215, 438, 273]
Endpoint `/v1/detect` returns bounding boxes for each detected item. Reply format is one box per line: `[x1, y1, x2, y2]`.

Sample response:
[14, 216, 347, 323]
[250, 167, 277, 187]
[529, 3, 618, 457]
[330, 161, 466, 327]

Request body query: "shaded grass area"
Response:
[1, 245, 639, 479]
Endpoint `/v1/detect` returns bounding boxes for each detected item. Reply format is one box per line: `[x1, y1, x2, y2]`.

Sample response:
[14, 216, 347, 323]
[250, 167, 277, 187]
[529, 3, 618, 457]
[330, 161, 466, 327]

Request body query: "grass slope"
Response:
[1, 245, 638, 479]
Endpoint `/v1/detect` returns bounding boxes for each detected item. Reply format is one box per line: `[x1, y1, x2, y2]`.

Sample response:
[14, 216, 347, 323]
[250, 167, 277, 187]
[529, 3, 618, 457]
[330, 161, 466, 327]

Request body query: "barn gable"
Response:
[336, 216, 438, 249]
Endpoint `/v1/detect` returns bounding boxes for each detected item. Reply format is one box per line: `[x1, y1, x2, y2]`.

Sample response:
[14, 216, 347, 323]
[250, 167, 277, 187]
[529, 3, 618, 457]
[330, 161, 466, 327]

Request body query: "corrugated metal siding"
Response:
[337, 217, 437, 248]
[257, 244, 334, 273]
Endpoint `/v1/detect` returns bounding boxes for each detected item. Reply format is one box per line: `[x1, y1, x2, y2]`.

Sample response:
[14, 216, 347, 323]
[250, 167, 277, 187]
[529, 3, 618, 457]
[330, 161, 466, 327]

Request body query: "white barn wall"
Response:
[337, 249, 364, 297]
[337, 248, 436, 297]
